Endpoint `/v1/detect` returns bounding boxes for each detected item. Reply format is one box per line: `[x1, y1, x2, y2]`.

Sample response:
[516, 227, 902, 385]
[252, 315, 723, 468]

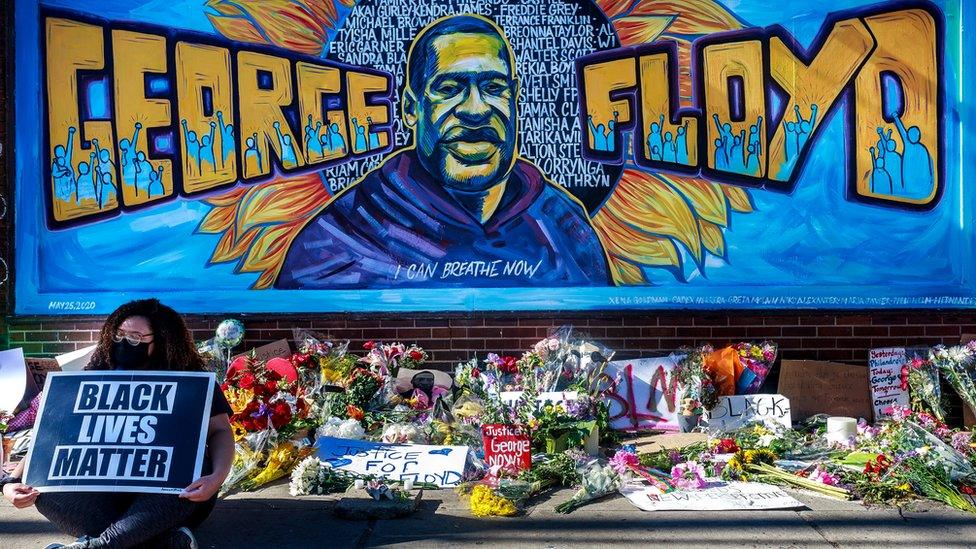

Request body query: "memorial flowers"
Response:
[930, 343, 976, 414]
[902, 356, 945, 422]
[670, 461, 706, 490]
[554, 462, 622, 514]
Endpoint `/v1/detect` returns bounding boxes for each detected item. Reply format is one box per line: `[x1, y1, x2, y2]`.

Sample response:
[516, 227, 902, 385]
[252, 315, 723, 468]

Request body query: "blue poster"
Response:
[12, 0, 976, 313]
[23, 371, 214, 493]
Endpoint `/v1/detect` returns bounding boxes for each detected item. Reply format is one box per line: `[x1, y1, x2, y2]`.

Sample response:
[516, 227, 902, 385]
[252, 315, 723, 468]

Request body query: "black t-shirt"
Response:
[210, 382, 233, 417]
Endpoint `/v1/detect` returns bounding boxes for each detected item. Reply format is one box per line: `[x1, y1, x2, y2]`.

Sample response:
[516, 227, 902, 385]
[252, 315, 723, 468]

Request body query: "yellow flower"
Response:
[321, 367, 344, 385]
[470, 485, 517, 517]
[897, 483, 912, 492]
[224, 387, 252, 414]
[232, 424, 248, 441]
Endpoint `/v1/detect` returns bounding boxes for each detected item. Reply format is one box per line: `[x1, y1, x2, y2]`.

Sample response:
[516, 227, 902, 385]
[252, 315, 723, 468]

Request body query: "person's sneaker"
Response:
[171, 527, 199, 549]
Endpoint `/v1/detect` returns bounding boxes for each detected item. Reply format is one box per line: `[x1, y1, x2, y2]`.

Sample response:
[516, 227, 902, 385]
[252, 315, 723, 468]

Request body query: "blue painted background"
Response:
[14, 0, 976, 313]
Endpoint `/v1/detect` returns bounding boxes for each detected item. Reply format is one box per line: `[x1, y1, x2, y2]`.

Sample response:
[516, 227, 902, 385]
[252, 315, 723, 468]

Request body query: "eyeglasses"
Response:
[112, 331, 154, 346]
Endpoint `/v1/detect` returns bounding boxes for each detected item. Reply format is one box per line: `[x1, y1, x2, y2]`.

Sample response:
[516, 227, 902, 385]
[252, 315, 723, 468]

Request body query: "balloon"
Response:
[215, 319, 245, 348]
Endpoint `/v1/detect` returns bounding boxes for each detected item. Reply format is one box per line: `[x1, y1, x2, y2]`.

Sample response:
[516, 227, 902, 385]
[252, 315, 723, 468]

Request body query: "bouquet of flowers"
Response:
[288, 456, 356, 496]
[361, 341, 427, 377]
[673, 346, 718, 412]
[930, 343, 976, 414]
[554, 462, 622, 513]
[902, 355, 945, 422]
[734, 341, 778, 394]
[0, 410, 11, 434]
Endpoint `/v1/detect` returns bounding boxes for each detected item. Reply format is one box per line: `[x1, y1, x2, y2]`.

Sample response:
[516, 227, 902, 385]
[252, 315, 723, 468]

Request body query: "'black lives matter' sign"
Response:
[24, 371, 214, 493]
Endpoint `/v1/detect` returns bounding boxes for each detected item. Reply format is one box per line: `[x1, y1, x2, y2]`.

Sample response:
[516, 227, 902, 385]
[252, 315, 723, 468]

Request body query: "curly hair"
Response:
[86, 299, 206, 372]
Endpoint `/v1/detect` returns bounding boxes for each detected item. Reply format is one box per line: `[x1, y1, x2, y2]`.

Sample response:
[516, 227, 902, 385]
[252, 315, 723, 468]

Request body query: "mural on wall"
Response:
[12, 0, 975, 313]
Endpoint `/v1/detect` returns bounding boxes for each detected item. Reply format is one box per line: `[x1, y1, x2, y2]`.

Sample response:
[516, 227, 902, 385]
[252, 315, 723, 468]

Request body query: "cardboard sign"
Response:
[232, 339, 291, 363]
[602, 357, 680, 432]
[777, 360, 873, 422]
[481, 424, 531, 471]
[620, 481, 803, 511]
[703, 394, 792, 431]
[316, 437, 468, 487]
[868, 347, 923, 420]
[24, 372, 215, 493]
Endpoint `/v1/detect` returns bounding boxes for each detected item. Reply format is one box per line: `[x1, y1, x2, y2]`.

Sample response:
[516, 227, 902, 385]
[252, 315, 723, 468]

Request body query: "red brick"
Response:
[925, 325, 961, 337]
[835, 315, 872, 326]
[728, 315, 765, 326]
[889, 325, 925, 337]
[694, 315, 728, 326]
[872, 314, 908, 325]
[799, 315, 835, 326]
[430, 328, 452, 339]
[467, 327, 504, 338]
[818, 326, 852, 337]
[642, 327, 676, 337]
[380, 319, 415, 328]
[853, 326, 888, 337]
[394, 328, 432, 340]
[588, 317, 623, 327]
[802, 338, 835, 349]
[414, 318, 449, 328]
[781, 326, 817, 337]
[450, 317, 485, 327]
[764, 315, 799, 326]
[745, 326, 782, 338]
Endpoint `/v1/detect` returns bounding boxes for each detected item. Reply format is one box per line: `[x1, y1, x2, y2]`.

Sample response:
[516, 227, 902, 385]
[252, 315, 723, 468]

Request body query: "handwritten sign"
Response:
[24, 372, 214, 493]
[232, 339, 292, 363]
[481, 424, 531, 472]
[499, 391, 579, 409]
[778, 360, 873, 422]
[620, 481, 803, 511]
[316, 437, 467, 487]
[868, 347, 914, 420]
[703, 394, 792, 431]
[601, 357, 680, 432]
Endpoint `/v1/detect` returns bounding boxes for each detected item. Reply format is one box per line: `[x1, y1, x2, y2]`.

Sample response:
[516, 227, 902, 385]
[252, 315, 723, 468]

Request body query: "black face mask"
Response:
[111, 341, 152, 370]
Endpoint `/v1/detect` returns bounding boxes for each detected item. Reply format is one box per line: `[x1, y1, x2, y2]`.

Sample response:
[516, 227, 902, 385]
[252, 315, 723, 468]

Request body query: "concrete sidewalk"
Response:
[3, 481, 976, 548]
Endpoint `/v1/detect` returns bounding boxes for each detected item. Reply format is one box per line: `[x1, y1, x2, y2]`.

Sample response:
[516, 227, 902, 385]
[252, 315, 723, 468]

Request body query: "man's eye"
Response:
[483, 82, 507, 95]
[435, 82, 461, 96]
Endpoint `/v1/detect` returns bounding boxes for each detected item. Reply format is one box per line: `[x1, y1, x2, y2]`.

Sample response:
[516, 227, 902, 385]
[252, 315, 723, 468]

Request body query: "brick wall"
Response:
[7, 312, 976, 371]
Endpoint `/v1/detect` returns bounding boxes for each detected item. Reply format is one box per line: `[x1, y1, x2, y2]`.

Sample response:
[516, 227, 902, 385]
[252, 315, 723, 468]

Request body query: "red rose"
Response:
[471, 368, 481, 378]
[961, 485, 976, 495]
[270, 401, 292, 428]
[900, 365, 910, 391]
[263, 379, 280, 395]
[238, 372, 257, 391]
[364, 341, 376, 350]
[409, 350, 424, 361]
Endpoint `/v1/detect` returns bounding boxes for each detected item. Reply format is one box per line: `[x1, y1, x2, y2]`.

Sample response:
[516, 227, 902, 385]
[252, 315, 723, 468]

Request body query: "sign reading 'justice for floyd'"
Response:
[24, 372, 214, 493]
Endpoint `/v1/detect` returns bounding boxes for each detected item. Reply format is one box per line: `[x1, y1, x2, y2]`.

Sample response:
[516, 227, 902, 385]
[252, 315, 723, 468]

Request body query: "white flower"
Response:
[916, 446, 931, 456]
[289, 456, 322, 496]
[316, 417, 364, 440]
[381, 423, 422, 444]
[948, 346, 971, 364]
[757, 434, 777, 447]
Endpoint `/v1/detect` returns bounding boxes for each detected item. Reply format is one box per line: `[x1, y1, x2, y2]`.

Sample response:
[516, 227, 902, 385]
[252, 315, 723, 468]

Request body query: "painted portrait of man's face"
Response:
[404, 29, 519, 192]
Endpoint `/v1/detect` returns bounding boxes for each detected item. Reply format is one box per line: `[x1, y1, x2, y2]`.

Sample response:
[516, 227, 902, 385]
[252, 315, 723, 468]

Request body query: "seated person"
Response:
[1, 299, 234, 549]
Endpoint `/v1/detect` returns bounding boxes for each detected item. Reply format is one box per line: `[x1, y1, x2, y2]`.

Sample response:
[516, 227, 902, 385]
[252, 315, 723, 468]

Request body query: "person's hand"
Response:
[3, 483, 39, 508]
[179, 474, 223, 502]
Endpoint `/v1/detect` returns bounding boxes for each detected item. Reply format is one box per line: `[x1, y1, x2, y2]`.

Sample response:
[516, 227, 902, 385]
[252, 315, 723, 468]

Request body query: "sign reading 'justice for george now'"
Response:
[24, 372, 214, 493]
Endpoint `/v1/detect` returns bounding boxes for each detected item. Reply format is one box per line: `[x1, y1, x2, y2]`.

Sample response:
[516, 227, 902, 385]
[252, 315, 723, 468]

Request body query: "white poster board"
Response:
[868, 347, 912, 420]
[602, 357, 680, 432]
[55, 344, 97, 371]
[499, 390, 579, 408]
[316, 437, 468, 487]
[703, 394, 792, 431]
[0, 348, 27, 413]
[620, 481, 803, 511]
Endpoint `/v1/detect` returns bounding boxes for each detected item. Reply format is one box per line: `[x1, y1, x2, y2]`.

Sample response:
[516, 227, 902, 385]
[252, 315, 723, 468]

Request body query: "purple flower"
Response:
[952, 432, 973, 453]
[671, 461, 706, 490]
[668, 450, 683, 465]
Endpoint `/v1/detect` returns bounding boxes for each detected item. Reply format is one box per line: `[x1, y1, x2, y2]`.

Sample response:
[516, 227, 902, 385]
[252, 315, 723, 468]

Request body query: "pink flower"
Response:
[671, 461, 706, 490]
[952, 432, 973, 453]
[609, 449, 640, 475]
[809, 466, 841, 487]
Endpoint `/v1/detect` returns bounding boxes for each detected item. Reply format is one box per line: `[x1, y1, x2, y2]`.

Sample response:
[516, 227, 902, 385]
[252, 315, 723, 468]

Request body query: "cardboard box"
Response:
[777, 360, 873, 422]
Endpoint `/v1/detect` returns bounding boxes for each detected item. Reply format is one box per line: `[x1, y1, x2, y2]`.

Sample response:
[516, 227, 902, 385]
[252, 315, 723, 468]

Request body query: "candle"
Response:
[825, 416, 857, 445]
[403, 479, 414, 491]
